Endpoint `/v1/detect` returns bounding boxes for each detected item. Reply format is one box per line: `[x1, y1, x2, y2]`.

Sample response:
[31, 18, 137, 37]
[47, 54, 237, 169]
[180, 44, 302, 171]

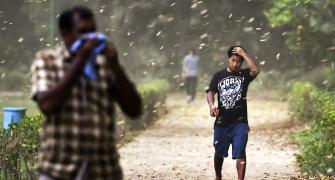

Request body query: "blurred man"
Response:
[182, 49, 199, 103]
[31, 6, 142, 180]
[206, 46, 259, 180]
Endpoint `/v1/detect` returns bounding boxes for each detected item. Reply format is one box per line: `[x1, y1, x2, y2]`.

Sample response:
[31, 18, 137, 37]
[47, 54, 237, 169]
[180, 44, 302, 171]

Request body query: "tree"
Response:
[265, 0, 335, 68]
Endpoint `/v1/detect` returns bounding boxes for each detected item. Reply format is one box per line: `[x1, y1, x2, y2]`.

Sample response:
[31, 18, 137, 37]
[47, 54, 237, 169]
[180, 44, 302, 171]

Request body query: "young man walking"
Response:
[31, 6, 142, 179]
[206, 46, 259, 180]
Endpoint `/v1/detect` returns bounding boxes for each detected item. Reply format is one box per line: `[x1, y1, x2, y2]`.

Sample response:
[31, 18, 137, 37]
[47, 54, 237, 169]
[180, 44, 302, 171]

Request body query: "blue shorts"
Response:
[213, 123, 249, 159]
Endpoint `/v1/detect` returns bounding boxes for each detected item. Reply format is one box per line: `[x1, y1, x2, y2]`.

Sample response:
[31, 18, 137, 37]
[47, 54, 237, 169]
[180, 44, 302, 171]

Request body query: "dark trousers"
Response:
[185, 76, 198, 100]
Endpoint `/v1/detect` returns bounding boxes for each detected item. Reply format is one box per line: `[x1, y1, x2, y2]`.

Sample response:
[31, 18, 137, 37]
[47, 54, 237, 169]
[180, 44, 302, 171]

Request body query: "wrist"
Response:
[240, 52, 246, 58]
[241, 52, 249, 59]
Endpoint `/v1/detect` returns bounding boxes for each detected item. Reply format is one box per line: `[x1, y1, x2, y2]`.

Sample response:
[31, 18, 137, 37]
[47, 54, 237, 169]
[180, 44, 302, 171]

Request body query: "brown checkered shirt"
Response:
[31, 45, 122, 179]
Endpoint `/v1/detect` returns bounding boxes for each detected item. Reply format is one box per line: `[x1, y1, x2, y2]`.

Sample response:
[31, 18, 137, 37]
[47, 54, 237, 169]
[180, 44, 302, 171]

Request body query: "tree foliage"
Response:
[265, 0, 335, 67]
[0, 0, 333, 91]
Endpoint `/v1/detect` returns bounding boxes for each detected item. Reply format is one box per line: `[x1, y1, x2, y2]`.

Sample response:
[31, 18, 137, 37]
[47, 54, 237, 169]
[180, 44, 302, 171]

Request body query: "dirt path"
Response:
[119, 93, 302, 180]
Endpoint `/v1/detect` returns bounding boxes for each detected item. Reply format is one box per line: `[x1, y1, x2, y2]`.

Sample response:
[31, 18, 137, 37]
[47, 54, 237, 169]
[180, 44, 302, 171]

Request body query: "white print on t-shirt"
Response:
[218, 76, 244, 109]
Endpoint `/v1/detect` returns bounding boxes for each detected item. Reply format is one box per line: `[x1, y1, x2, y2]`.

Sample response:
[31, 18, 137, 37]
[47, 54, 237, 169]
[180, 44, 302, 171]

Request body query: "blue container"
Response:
[3, 107, 26, 129]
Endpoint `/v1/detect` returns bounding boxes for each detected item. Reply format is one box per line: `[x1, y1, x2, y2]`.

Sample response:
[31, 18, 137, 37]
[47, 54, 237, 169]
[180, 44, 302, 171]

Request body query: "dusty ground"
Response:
[119, 93, 304, 180]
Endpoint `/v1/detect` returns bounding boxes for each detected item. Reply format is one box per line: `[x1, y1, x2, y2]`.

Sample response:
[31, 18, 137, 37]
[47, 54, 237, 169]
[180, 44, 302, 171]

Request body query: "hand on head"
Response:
[232, 47, 246, 57]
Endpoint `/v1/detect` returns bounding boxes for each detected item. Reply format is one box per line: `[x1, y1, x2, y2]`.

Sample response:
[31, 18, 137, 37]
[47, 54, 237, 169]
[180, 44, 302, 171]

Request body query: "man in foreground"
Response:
[31, 6, 141, 179]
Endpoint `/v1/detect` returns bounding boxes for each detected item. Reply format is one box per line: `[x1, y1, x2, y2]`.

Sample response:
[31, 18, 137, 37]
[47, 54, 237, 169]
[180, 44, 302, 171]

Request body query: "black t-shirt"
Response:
[206, 68, 255, 127]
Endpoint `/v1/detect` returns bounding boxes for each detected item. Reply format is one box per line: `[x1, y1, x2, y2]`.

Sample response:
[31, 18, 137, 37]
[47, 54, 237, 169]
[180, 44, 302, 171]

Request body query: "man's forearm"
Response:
[110, 62, 142, 118]
[242, 53, 259, 76]
[104, 43, 142, 118]
[207, 92, 216, 108]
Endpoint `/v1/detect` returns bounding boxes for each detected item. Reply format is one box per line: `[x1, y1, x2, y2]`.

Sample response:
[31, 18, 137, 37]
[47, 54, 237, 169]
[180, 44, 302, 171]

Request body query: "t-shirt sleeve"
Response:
[206, 73, 219, 93]
[30, 52, 55, 101]
[243, 68, 256, 84]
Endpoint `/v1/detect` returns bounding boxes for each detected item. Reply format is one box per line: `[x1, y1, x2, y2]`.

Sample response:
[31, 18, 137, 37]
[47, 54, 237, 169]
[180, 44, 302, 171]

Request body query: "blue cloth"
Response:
[69, 32, 107, 80]
[213, 122, 249, 159]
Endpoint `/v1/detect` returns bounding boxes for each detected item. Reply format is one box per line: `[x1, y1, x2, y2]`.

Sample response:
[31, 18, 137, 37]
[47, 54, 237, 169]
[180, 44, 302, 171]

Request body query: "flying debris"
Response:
[203, 22, 210, 26]
[322, 80, 328, 85]
[18, 37, 24, 43]
[260, 32, 270, 42]
[147, 23, 155, 28]
[200, 9, 208, 15]
[276, 53, 281, 60]
[228, 13, 233, 19]
[167, 17, 174, 22]
[200, 33, 208, 39]
[156, 31, 162, 37]
[247, 17, 255, 23]
[243, 27, 253, 32]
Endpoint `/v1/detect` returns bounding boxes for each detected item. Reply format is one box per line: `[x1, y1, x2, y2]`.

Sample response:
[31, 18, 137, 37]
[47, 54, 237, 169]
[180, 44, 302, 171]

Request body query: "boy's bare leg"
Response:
[236, 158, 246, 180]
[214, 154, 223, 180]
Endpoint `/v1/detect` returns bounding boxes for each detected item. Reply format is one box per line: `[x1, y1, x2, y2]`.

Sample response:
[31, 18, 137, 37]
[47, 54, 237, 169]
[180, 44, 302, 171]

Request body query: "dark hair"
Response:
[227, 45, 246, 59]
[58, 6, 94, 32]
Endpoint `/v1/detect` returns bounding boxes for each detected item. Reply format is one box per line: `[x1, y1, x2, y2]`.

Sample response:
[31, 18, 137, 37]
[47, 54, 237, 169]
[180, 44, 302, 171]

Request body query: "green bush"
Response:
[289, 81, 335, 177]
[138, 79, 169, 109]
[326, 70, 335, 91]
[300, 66, 335, 91]
[0, 79, 170, 178]
[0, 115, 43, 180]
[288, 81, 318, 122]
[127, 79, 170, 130]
